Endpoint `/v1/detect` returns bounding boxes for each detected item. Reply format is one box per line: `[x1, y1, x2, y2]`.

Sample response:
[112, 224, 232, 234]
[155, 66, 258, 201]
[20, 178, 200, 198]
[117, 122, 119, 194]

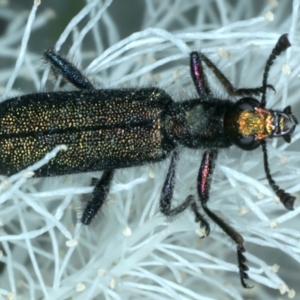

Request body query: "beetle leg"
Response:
[160, 150, 210, 236]
[197, 150, 252, 288]
[195, 52, 275, 97]
[81, 169, 115, 225]
[190, 52, 211, 96]
[44, 49, 94, 90]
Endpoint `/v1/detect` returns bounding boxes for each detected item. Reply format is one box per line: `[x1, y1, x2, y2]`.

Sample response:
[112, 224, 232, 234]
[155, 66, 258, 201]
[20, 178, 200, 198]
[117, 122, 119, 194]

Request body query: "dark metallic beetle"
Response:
[0, 34, 297, 287]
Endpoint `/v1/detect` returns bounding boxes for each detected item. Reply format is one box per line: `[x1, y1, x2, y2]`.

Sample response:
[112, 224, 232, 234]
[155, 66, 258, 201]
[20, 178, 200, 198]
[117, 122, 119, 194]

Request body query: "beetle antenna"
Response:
[260, 34, 291, 107]
[261, 141, 296, 210]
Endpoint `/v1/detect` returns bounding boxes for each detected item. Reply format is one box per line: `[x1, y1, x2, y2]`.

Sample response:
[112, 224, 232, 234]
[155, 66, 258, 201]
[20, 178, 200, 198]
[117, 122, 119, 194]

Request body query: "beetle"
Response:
[0, 34, 297, 287]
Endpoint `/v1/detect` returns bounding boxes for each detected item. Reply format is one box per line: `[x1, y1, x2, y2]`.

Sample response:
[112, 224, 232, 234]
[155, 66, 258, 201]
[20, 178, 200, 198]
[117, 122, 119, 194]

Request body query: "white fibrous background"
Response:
[0, 1, 299, 299]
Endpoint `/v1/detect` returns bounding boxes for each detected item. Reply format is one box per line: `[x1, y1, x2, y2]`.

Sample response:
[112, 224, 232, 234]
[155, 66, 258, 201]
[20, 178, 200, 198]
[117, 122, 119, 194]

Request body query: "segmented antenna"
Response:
[260, 34, 291, 107]
[261, 141, 296, 210]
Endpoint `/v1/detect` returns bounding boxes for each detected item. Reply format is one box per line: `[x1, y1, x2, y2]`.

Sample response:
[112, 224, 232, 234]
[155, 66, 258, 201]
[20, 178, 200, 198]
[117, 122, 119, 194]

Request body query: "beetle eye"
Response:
[236, 98, 260, 111]
[234, 135, 261, 150]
